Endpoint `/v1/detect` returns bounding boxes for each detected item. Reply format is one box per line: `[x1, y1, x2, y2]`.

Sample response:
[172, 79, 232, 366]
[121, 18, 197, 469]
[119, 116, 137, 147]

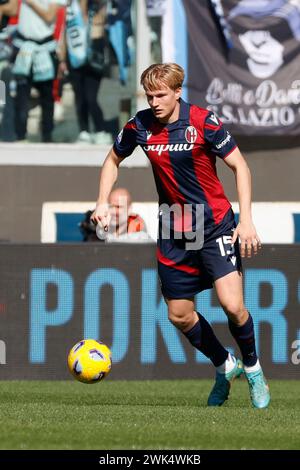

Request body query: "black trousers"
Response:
[69, 65, 104, 133]
[15, 76, 54, 142]
[0, 64, 16, 142]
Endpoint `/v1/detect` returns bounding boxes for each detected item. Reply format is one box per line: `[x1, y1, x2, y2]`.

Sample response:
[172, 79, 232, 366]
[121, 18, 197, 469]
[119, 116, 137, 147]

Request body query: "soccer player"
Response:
[91, 63, 270, 408]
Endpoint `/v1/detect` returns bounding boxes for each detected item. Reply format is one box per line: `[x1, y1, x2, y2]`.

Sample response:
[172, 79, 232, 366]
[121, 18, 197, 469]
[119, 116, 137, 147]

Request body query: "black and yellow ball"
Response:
[67, 339, 112, 384]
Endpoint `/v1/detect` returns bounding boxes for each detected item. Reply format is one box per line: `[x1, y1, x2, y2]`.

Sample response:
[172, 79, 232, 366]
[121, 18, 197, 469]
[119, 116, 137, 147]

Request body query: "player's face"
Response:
[145, 85, 182, 124]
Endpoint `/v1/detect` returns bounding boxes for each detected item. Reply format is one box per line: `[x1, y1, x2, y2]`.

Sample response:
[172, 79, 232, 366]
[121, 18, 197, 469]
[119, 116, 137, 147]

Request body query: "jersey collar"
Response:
[178, 98, 190, 121]
[162, 98, 190, 129]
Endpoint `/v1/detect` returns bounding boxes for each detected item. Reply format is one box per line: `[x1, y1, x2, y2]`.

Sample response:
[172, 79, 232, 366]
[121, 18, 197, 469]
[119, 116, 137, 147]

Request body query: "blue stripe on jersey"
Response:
[167, 147, 215, 232]
[167, 105, 214, 232]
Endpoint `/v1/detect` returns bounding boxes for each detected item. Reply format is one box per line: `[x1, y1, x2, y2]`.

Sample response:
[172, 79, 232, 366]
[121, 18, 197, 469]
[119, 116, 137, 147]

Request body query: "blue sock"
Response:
[183, 312, 228, 367]
[228, 313, 258, 367]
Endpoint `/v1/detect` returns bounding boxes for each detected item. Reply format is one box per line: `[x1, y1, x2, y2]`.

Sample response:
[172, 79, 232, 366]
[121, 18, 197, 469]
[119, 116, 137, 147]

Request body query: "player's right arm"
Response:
[91, 147, 126, 231]
[91, 116, 139, 230]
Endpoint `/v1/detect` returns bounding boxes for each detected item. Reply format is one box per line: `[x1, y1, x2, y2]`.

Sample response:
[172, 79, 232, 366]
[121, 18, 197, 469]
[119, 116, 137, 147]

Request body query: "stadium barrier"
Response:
[1, 143, 299, 243]
[0, 244, 299, 380]
[41, 202, 300, 243]
[0, 143, 149, 167]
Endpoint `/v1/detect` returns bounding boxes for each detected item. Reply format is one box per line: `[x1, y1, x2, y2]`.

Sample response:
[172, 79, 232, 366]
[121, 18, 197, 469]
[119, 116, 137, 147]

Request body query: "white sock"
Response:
[244, 359, 261, 374]
[217, 353, 236, 374]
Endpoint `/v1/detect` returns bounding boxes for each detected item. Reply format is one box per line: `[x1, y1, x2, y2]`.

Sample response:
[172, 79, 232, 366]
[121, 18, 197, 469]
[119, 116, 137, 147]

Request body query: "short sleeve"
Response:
[113, 117, 138, 158]
[204, 111, 237, 159]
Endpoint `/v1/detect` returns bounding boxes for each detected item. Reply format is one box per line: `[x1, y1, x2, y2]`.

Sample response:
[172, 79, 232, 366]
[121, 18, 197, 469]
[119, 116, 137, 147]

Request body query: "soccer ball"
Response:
[67, 339, 112, 384]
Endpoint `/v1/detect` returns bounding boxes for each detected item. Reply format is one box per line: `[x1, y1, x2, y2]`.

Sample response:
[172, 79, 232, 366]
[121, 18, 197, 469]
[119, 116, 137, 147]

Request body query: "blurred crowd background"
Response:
[0, 0, 163, 144]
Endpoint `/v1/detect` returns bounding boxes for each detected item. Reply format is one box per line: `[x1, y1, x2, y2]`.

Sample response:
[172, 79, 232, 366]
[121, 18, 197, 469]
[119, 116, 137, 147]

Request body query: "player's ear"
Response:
[174, 87, 182, 100]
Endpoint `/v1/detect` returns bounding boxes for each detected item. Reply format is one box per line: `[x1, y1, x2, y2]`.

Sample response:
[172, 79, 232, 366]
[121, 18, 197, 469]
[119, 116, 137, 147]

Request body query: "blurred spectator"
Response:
[107, 0, 133, 85]
[145, 0, 165, 63]
[60, 0, 112, 144]
[0, 0, 18, 141]
[80, 187, 149, 242]
[12, 0, 67, 142]
[108, 187, 146, 237]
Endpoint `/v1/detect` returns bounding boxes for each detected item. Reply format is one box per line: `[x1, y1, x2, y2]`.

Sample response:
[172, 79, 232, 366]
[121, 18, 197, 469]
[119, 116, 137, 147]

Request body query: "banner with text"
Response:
[0, 244, 299, 380]
[185, 0, 300, 135]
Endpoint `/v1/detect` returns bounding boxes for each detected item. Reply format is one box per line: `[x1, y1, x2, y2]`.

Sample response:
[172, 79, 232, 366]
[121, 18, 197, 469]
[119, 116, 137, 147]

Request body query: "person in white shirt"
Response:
[13, 0, 67, 142]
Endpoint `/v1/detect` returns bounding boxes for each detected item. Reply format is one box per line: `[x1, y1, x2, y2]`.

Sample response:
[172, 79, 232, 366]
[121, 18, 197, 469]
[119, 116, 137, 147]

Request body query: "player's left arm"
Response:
[224, 147, 261, 258]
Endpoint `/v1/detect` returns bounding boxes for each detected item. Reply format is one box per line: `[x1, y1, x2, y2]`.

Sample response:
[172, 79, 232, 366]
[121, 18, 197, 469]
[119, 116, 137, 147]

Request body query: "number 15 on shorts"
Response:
[216, 236, 235, 256]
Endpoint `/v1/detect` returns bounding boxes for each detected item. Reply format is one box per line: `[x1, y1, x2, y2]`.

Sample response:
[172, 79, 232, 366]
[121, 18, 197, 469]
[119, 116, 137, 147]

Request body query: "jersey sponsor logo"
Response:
[215, 131, 232, 149]
[208, 113, 219, 125]
[143, 143, 194, 156]
[185, 126, 198, 144]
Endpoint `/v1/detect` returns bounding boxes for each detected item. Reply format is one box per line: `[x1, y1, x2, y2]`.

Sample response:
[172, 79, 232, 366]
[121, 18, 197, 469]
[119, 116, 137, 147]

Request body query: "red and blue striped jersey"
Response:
[113, 99, 237, 233]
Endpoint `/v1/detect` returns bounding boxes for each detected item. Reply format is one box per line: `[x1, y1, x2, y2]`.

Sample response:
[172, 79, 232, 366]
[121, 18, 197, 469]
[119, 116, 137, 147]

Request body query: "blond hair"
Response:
[140, 63, 184, 91]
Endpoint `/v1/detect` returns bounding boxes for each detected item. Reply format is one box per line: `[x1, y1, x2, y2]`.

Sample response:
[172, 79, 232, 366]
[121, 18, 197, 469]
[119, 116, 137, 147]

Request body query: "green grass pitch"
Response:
[0, 379, 299, 449]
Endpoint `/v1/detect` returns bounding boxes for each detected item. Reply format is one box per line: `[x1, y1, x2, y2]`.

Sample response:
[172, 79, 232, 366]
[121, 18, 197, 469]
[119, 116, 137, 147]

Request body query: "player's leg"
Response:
[167, 297, 228, 366]
[157, 231, 242, 406]
[166, 296, 243, 406]
[157, 241, 229, 368]
[215, 271, 270, 409]
[199, 208, 259, 406]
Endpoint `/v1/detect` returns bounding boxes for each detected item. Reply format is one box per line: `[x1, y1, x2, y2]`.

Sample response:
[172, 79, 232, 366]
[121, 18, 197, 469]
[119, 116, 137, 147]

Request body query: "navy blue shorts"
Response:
[157, 208, 242, 299]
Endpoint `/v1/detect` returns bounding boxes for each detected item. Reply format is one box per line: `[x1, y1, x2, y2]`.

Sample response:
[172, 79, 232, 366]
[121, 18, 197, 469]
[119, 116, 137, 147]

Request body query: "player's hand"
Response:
[90, 202, 111, 232]
[231, 221, 261, 258]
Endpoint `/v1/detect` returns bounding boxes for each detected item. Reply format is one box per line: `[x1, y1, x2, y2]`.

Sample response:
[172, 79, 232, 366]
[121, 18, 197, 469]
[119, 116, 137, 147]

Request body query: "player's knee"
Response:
[222, 302, 247, 323]
[168, 306, 193, 331]
[168, 315, 192, 331]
